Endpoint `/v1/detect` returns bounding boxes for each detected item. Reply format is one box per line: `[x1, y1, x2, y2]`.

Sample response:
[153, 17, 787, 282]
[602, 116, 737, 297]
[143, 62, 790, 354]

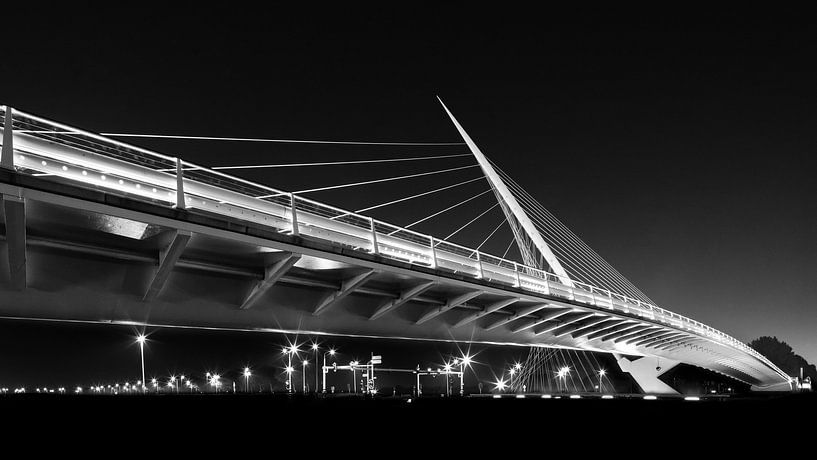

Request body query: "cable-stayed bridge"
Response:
[0, 102, 792, 393]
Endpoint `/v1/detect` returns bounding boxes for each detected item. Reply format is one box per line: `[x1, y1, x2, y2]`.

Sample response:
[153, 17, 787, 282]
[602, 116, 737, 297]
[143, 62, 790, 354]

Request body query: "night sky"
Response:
[0, 5, 815, 387]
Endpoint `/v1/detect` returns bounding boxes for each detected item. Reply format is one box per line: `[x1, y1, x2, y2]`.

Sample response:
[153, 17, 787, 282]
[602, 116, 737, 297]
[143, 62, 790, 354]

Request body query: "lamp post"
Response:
[443, 363, 452, 397]
[322, 348, 336, 393]
[312, 343, 319, 394]
[302, 360, 309, 393]
[212, 374, 221, 393]
[557, 366, 570, 394]
[243, 367, 251, 393]
[350, 360, 359, 394]
[283, 344, 299, 393]
[135, 335, 146, 393]
[598, 369, 606, 393]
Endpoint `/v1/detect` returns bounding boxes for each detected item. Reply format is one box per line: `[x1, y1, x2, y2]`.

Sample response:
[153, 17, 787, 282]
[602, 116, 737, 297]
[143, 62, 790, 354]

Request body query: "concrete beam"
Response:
[240, 253, 301, 309]
[2, 194, 26, 290]
[622, 329, 669, 345]
[658, 337, 700, 351]
[646, 335, 691, 349]
[599, 325, 652, 342]
[369, 281, 436, 320]
[510, 308, 571, 333]
[636, 332, 685, 347]
[416, 290, 483, 325]
[452, 297, 519, 328]
[612, 327, 661, 344]
[571, 319, 627, 339]
[313, 269, 377, 316]
[553, 316, 610, 338]
[586, 322, 640, 341]
[485, 303, 551, 331]
[143, 230, 192, 301]
[533, 312, 596, 336]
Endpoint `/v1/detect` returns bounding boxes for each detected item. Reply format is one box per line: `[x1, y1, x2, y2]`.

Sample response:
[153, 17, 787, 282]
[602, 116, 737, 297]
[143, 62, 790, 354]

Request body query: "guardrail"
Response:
[0, 106, 787, 379]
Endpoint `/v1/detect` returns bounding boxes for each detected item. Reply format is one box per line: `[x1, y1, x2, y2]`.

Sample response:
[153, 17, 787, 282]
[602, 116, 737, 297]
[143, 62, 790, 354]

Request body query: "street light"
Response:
[598, 369, 606, 393]
[302, 360, 309, 393]
[285, 366, 294, 392]
[322, 348, 336, 393]
[556, 366, 570, 393]
[283, 344, 300, 393]
[312, 343, 319, 394]
[350, 360, 359, 394]
[494, 378, 507, 392]
[135, 334, 147, 393]
[243, 367, 251, 393]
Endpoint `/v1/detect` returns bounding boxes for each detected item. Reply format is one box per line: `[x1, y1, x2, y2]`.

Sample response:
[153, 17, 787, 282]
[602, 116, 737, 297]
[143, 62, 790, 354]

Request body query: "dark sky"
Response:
[1, 5, 815, 385]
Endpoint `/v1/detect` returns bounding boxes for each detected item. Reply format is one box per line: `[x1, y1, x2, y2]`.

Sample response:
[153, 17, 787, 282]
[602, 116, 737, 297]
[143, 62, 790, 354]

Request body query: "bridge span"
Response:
[0, 104, 791, 393]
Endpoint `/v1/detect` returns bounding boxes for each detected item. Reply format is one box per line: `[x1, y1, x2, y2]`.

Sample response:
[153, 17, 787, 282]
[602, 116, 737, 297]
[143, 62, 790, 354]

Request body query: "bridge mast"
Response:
[438, 97, 572, 286]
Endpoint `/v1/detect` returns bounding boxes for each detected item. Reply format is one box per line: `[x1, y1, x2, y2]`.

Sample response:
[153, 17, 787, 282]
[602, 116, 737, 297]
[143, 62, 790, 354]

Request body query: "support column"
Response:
[143, 230, 192, 301]
[614, 354, 680, 395]
[2, 193, 26, 290]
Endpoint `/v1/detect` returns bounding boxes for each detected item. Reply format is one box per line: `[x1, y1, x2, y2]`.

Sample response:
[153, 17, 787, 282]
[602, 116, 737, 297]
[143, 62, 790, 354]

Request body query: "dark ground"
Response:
[1, 392, 814, 450]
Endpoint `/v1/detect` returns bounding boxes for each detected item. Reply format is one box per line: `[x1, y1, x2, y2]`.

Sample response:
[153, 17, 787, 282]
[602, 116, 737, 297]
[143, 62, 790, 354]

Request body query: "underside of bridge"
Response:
[0, 105, 792, 393]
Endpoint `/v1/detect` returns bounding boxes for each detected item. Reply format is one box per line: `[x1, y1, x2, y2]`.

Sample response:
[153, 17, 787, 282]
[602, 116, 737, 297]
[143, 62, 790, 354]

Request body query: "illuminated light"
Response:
[17, 155, 25, 161]
[492, 394, 502, 399]
[599, 369, 606, 377]
[514, 363, 522, 371]
[62, 166, 68, 171]
[602, 395, 614, 399]
[461, 355, 472, 367]
[135, 183, 141, 188]
[41, 160, 47, 166]
[570, 395, 581, 399]
[329, 349, 336, 356]
[541, 394, 552, 399]
[135, 335, 146, 344]
[100, 175, 106, 180]
[515, 394, 525, 399]
[312, 343, 319, 350]
[684, 396, 700, 401]
[285, 366, 294, 373]
[82, 170, 88, 176]
[119, 179, 124, 185]
[493, 378, 507, 392]
[643, 395, 657, 400]
[152, 188, 157, 193]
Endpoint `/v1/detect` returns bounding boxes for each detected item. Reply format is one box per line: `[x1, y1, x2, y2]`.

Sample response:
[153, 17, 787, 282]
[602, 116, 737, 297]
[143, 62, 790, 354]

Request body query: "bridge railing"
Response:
[0, 106, 786, 378]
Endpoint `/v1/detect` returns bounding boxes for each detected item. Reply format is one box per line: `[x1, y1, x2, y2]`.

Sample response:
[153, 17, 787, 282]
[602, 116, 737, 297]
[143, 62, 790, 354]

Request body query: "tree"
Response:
[749, 336, 817, 382]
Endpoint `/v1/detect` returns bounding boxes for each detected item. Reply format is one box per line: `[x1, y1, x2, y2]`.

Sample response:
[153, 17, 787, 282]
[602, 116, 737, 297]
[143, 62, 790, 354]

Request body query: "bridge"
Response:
[0, 102, 792, 394]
